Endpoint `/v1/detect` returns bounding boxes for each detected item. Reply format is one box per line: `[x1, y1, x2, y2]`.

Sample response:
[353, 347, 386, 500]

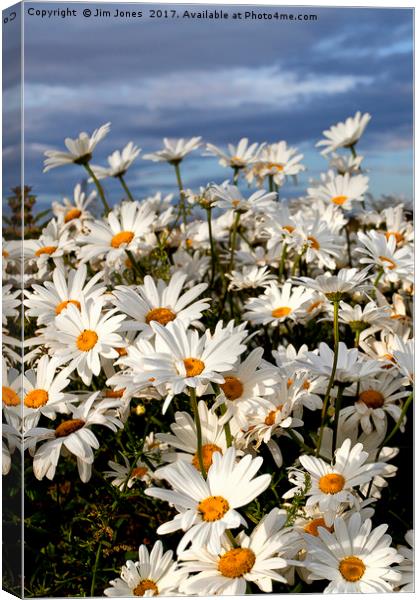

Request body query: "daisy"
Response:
[227, 265, 276, 291]
[143, 137, 202, 164]
[380, 202, 414, 245]
[316, 111, 371, 155]
[104, 455, 153, 490]
[2, 360, 22, 429]
[52, 183, 95, 229]
[21, 356, 74, 430]
[43, 122, 111, 171]
[393, 336, 414, 384]
[90, 142, 141, 179]
[249, 141, 305, 187]
[104, 541, 185, 597]
[211, 183, 277, 213]
[328, 152, 364, 175]
[205, 138, 262, 170]
[51, 297, 126, 385]
[25, 392, 123, 482]
[292, 217, 342, 269]
[156, 400, 231, 472]
[141, 319, 247, 413]
[2, 423, 21, 476]
[292, 439, 386, 525]
[78, 201, 156, 264]
[333, 299, 393, 341]
[243, 281, 313, 326]
[2, 284, 20, 324]
[145, 447, 271, 554]
[111, 272, 209, 338]
[296, 342, 382, 383]
[356, 230, 413, 283]
[295, 266, 371, 301]
[304, 512, 402, 592]
[24, 219, 74, 276]
[340, 372, 409, 436]
[24, 264, 106, 325]
[178, 508, 291, 595]
[396, 530, 414, 592]
[308, 172, 369, 210]
[212, 348, 279, 429]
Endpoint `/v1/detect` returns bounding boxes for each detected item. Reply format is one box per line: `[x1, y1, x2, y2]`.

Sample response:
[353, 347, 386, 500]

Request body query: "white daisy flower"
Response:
[90, 142, 141, 180]
[213, 348, 279, 429]
[393, 336, 414, 384]
[292, 438, 387, 525]
[244, 281, 313, 326]
[78, 201, 156, 264]
[25, 392, 123, 482]
[145, 447, 271, 554]
[292, 217, 342, 269]
[51, 297, 126, 385]
[328, 152, 364, 175]
[170, 248, 210, 285]
[296, 341, 382, 383]
[316, 111, 371, 155]
[24, 219, 74, 276]
[141, 320, 247, 413]
[43, 122, 111, 171]
[179, 508, 291, 595]
[111, 272, 209, 338]
[304, 512, 402, 593]
[249, 140, 305, 187]
[308, 171, 369, 210]
[104, 455, 153, 491]
[295, 266, 371, 301]
[2, 361, 22, 429]
[156, 400, 232, 473]
[339, 372, 409, 436]
[2, 423, 21, 476]
[143, 137, 201, 164]
[211, 183, 276, 213]
[205, 138, 262, 170]
[396, 529, 413, 592]
[332, 299, 393, 342]
[52, 183, 96, 229]
[104, 540, 185, 597]
[227, 265, 276, 291]
[2, 284, 20, 324]
[380, 202, 414, 246]
[24, 265, 105, 326]
[356, 230, 413, 283]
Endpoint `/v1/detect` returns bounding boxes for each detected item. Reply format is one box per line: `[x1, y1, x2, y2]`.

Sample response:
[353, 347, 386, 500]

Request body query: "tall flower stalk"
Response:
[83, 163, 110, 214]
[189, 388, 206, 479]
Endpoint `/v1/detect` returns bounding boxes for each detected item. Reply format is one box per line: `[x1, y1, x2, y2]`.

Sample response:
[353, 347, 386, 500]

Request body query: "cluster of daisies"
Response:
[2, 111, 414, 595]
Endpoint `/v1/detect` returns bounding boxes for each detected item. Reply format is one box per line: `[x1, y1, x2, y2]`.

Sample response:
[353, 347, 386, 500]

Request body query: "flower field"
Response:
[2, 113, 413, 596]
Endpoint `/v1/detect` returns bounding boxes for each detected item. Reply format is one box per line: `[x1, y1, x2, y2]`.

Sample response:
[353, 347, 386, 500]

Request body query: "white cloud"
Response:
[24, 65, 372, 113]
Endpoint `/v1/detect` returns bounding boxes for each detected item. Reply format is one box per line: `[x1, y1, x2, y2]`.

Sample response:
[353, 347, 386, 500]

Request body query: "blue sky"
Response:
[3, 3, 414, 210]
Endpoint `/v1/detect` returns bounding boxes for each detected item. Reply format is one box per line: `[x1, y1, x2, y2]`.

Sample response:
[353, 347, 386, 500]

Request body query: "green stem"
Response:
[383, 392, 413, 447]
[268, 174, 274, 192]
[125, 249, 143, 280]
[118, 174, 135, 202]
[349, 144, 357, 159]
[316, 300, 340, 456]
[332, 383, 345, 453]
[354, 329, 361, 348]
[220, 404, 233, 447]
[90, 541, 102, 596]
[225, 529, 239, 548]
[229, 212, 241, 273]
[278, 244, 288, 280]
[173, 162, 186, 228]
[232, 166, 240, 185]
[206, 207, 217, 286]
[345, 224, 353, 267]
[190, 388, 206, 479]
[84, 163, 110, 215]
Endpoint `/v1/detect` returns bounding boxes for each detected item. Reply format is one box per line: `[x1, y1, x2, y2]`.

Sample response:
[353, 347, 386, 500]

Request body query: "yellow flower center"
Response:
[110, 231, 135, 248]
[307, 300, 323, 314]
[3, 250, 9, 258]
[318, 473, 345, 494]
[104, 388, 125, 398]
[358, 389, 385, 408]
[2, 386, 20, 406]
[379, 255, 397, 270]
[55, 299, 81, 315]
[331, 195, 348, 206]
[231, 199, 241, 208]
[304, 517, 333, 537]
[115, 347, 128, 356]
[307, 236, 320, 250]
[218, 548, 256, 578]
[220, 376, 244, 400]
[35, 245, 57, 257]
[267, 162, 284, 172]
[133, 580, 158, 596]
[183, 358, 205, 377]
[145, 307, 176, 326]
[132, 466, 148, 479]
[197, 496, 230, 522]
[283, 225, 295, 234]
[385, 231, 404, 244]
[339, 556, 366, 582]
[24, 389, 49, 409]
[64, 208, 82, 223]
[76, 329, 98, 351]
[192, 443, 222, 472]
[55, 419, 85, 438]
[271, 306, 292, 319]
[264, 404, 283, 426]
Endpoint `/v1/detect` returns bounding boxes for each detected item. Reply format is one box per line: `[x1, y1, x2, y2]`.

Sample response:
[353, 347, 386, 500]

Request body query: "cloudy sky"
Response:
[4, 3, 413, 209]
